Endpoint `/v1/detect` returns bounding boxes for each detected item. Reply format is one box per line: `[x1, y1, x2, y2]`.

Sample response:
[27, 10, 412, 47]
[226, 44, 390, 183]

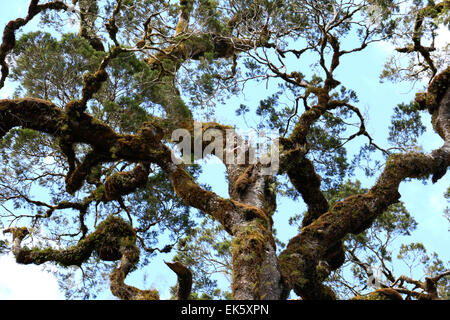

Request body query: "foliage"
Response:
[0, 0, 448, 300]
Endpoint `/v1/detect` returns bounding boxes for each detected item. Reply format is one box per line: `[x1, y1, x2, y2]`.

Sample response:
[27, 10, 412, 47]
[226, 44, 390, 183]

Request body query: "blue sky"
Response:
[0, 1, 448, 300]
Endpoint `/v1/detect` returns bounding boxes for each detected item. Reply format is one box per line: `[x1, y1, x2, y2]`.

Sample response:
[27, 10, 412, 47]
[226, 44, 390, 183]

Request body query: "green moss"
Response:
[7, 227, 29, 239]
[109, 146, 118, 159]
[415, 66, 450, 113]
[93, 185, 105, 201]
[133, 289, 160, 300]
[231, 220, 275, 299]
[15, 216, 137, 266]
[351, 289, 402, 300]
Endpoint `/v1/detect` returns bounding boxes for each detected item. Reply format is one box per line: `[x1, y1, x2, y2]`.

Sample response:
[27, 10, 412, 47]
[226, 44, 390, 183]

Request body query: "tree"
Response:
[0, 0, 448, 300]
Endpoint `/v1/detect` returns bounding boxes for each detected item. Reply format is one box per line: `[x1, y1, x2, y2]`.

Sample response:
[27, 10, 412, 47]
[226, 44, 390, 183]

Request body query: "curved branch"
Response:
[4, 215, 135, 266]
[278, 68, 450, 300]
[65, 46, 122, 115]
[392, 270, 450, 300]
[0, 0, 68, 90]
[352, 288, 403, 300]
[0, 97, 268, 233]
[76, 0, 105, 51]
[0, 98, 63, 139]
[395, 1, 449, 79]
[109, 242, 159, 300]
[165, 261, 193, 300]
[102, 162, 151, 201]
[105, 0, 121, 46]
[4, 215, 162, 300]
[281, 152, 329, 227]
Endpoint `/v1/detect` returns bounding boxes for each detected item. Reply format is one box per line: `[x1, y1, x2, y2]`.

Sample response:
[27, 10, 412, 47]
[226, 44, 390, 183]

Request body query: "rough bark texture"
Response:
[278, 68, 450, 300]
[0, 1, 448, 301]
[1, 53, 448, 302]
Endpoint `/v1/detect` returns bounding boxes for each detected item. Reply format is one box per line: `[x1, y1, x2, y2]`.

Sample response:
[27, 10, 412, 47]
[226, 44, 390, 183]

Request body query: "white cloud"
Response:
[435, 25, 450, 49]
[0, 253, 64, 300]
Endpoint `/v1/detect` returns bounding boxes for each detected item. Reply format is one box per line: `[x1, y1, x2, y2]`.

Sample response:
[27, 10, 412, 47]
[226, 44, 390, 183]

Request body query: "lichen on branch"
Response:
[278, 66, 449, 300]
[3, 215, 191, 300]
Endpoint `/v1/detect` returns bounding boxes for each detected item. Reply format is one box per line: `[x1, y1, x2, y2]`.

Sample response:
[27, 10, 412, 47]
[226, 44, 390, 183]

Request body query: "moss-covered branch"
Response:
[396, 1, 450, 78]
[176, 0, 193, 36]
[165, 261, 193, 300]
[75, 0, 104, 51]
[102, 162, 151, 201]
[390, 271, 450, 300]
[352, 288, 403, 300]
[0, 0, 68, 90]
[278, 98, 336, 227]
[278, 68, 450, 300]
[109, 230, 159, 300]
[105, 0, 121, 45]
[4, 215, 134, 266]
[280, 150, 329, 227]
[65, 47, 123, 116]
[279, 150, 448, 299]
[0, 98, 64, 139]
[4, 215, 161, 300]
[0, 97, 270, 244]
[3, 214, 200, 300]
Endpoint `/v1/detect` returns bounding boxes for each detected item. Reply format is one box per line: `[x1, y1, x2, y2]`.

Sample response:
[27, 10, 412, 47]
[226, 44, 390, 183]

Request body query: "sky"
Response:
[0, 1, 448, 300]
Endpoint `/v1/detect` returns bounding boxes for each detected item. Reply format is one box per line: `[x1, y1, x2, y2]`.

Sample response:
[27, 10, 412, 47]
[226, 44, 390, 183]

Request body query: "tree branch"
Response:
[395, 1, 449, 80]
[165, 261, 193, 300]
[0, 0, 68, 90]
[278, 68, 450, 300]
